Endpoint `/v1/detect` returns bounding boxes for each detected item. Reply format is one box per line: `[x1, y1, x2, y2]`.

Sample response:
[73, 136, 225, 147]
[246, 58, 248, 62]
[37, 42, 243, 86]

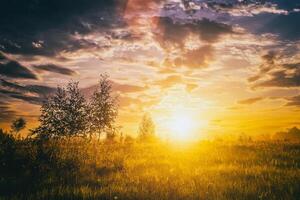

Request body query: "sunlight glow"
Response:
[166, 110, 198, 141]
[152, 86, 210, 142]
[169, 113, 195, 141]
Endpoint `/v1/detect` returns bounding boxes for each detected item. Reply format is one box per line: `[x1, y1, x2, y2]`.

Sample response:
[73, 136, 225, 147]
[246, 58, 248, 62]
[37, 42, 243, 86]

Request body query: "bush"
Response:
[0, 130, 80, 197]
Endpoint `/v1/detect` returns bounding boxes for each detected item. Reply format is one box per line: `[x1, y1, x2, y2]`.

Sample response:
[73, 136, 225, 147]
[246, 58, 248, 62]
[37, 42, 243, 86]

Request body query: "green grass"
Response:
[1, 140, 300, 200]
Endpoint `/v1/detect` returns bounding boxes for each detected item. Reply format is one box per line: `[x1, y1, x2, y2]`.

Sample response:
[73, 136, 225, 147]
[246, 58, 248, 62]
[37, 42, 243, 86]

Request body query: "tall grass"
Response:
[1, 137, 300, 200]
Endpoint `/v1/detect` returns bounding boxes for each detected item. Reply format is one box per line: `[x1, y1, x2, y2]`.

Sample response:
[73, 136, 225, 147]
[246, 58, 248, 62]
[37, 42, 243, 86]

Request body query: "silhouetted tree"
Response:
[88, 74, 118, 140]
[33, 81, 88, 138]
[11, 118, 26, 135]
[138, 113, 155, 141]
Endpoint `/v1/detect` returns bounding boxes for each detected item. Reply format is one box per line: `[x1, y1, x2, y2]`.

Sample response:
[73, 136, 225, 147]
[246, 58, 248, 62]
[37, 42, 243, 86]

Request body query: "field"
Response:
[1, 137, 300, 200]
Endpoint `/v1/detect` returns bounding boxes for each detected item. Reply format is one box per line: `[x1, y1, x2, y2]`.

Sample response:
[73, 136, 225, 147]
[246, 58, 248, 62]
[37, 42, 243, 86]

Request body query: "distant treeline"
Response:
[272, 127, 300, 142]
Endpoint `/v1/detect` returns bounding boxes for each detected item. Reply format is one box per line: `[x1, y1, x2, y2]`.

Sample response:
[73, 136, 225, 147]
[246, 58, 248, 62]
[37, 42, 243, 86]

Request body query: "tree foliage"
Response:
[32, 75, 119, 140]
[88, 74, 118, 139]
[11, 117, 26, 134]
[138, 113, 155, 141]
[33, 81, 88, 138]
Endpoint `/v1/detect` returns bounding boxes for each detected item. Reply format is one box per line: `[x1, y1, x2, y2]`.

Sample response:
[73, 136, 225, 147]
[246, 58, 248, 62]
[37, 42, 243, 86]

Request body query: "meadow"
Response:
[1, 135, 300, 200]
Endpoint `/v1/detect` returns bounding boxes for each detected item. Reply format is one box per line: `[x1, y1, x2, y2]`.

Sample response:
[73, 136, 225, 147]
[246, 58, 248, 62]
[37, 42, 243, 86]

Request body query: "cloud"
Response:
[32, 64, 76, 76]
[256, 12, 300, 41]
[154, 16, 234, 48]
[238, 97, 264, 105]
[248, 51, 277, 83]
[0, 89, 44, 105]
[186, 83, 198, 92]
[178, 45, 213, 68]
[162, 45, 214, 69]
[119, 96, 142, 107]
[155, 75, 183, 89]
[205, 1, 289, 16]
[8, 94, 43, 105]
[255, 71, 300, 88]
[0, 79, 55, 95]
[250, 51, 300, 88]
[234, 11, 300, 42]
[25, 85, 56, 96]
[0, 0, 127, 57]
[153, 16, 228, 69]
[82, 81, 147, 98]
[0, 101, 16, 123]
[0, 78, 27, 91]
[248, 75, 261, 83]
[0, 61, 37, 79]
[166, 1, 300, 42]
[286, 95, 300, 107]
[119, 94, 160, 109]
[113, 82, 147, 93]
[0, 79, 55, 104]
[124, 0, 163, 11]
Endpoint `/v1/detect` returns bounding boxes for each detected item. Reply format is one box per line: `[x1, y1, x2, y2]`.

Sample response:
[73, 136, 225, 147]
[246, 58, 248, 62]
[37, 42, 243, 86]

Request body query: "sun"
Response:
[167, 111, 197, 141]
[152, 87, 210, 141]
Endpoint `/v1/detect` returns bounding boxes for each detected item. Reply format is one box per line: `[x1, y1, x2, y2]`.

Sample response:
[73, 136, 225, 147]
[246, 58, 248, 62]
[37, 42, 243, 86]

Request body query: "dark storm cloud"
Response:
[0, 0, 127, 57]
[32, 64, 76, 76]
[0, 61, 37, 79]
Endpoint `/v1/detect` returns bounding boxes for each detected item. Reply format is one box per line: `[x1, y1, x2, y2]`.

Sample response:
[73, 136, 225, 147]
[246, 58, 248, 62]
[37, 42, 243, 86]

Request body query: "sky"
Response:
[0, 0, 300, 138]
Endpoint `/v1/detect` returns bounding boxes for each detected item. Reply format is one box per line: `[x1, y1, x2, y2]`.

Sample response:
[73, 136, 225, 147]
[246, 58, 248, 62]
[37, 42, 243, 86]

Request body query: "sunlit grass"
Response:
[3, 140, 299, 200]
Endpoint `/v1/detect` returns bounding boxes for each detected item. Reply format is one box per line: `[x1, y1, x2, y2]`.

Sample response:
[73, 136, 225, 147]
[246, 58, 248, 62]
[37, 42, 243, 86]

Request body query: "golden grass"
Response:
[2, 140, 300, 200]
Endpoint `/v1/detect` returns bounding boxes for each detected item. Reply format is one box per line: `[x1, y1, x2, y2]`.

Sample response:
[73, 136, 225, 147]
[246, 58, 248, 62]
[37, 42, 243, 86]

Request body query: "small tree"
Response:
[138, 113, 155, 141]
[65, 82, 89, 137]
[88, 74, 118, 140]
[33, 81, 88, 138]
[11, 117, 26, 135]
